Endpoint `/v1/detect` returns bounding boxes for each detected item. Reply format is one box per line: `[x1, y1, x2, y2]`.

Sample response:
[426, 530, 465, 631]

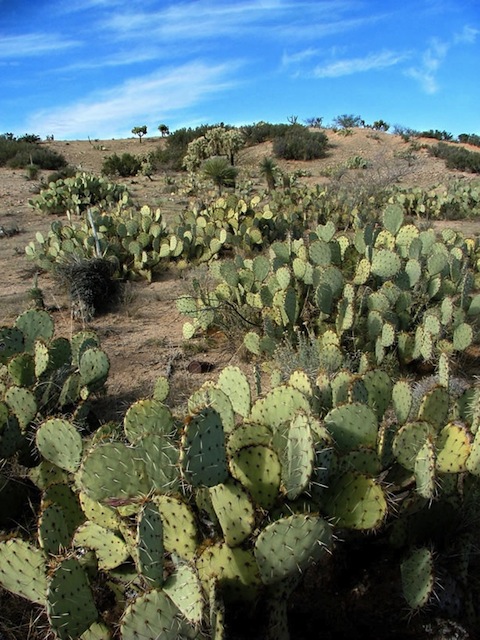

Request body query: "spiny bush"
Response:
[458, 133, 480, 147]
[102, 152, 142, 177]
[273, 125, 329, 161]
[0, 134, 67, 170]
[429, 142, 480, 174]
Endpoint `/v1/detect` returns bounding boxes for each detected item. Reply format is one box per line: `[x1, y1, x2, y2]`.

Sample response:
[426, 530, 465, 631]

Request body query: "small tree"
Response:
[158, 124, 170, 137]
[202, 157, 238, 195]
[372, 120, 390, 132]
[332, 114, 363, 129]
[305, 117, 323, 129]
[132, 125, 147, 143]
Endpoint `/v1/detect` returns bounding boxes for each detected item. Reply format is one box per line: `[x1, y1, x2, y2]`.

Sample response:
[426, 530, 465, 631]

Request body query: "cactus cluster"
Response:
[1, 355, 480, 637]
[179, 203, 480, 368]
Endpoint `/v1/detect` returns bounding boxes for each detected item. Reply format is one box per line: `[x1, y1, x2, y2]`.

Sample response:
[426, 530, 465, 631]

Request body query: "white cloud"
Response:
[25, 60, 238, 139]
[405, 38, 449, 94]
[0, 33, 80, 58]
[312, 50, 407, 78]
[454, 25, 479, 44]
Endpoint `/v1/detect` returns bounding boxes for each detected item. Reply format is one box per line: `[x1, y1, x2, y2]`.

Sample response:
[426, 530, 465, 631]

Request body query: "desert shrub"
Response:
[372, 120, 390, 131]
[0, 135, 67, 170]
[392, 125, 420, 141]
[458, 133, 480, 147]
[44, 165, 77, 184]
[332, 114, 363, 128]
[429, 142, 480, 173]
[273, 126, 329, 161]
[152, 124, 219, 170]
[420, 129, 453, 141]
[102, 152, 142, 177]
[241, 121, 292, 146]
[202, 156, 238, 194]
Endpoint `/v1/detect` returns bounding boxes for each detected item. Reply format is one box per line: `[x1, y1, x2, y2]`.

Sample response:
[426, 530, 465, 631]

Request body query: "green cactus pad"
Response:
[250, 385, 310, 430]
[417, 385, 450, 429]
[124, 398, 174, 443]
[400, 547, 435, 610]
[152, 494, 197, 561]
[337, 448, 381, 476]
[392, 421, 436, 472]
[137, 502, 164, 586]
[79, 491, 121, 530]
[38, 503, 72, 556]
[324, 403, 378, 453]
[435, 423, 471, 473]
[78, 347, 110, 388]
[36, 418, 83, 473]
[371, 249, 401, 279]
[181, 407, 228, 488]
[0, 539, 47, 604]
[164, 565, 204, 627]
[210, 478, 255, 547]
[136, 433, 180, 492]
[5, 386, 37, 430]
[362, 370, 393, 419]
[254, 514, 332, 585]
[77, 442, 150, 502]
[229, 444, 281, 509]
[197, 542, 261, 603]
[74, 521, 130, 570]
[153, 375, 170, 403]
[42, 483, 85, 535]
[414, 438, 436, 499]
[324, 471, 387, 530]
[120, 590, 197, 640]
[7, 352, 35, 387]
[392, 380, 413, 425]
[0, 408, 22, 458]
[382, 204, 404, 236]
[453, 322, 473, 351]
[227, 422, 272, 455]
[0, 326, 25, 364]
[466, 428, 480, 476]
[29, 459, 69, 490]
[79, 622, 111, 640]
[217, 365, 251, 418]
[15, 309, 54, 352]
[47, 557, 98, 640]
[282, 412, 315, 500]
[187, 384, 235, 434]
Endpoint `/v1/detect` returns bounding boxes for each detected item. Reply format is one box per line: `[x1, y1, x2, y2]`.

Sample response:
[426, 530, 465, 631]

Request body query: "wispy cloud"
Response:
[0, 33, 80, 58]
[25, 60, 239, 138]
[312, 50, 407, 78]
[405, 38, 448, 93]
[454, 25, 479, 44]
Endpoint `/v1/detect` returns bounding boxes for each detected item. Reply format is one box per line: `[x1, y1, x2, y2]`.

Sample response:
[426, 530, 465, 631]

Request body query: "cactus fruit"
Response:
[400, 547, 435, 610]
[324, 471, 387, 530]
[254, 513, 332, 585]
[0, 539, 48, 603]
[210, 478, 255, 547]
[36, 418, 83, 472]
[47, 557, 98, 640]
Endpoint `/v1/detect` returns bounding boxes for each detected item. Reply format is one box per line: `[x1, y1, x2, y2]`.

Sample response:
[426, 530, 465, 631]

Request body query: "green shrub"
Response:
[420, 129, 453, 141]
[241, 122, 292, 146]
[332, 114, 363, 128]
[458, 133, 480, 147]
[102, 152, 142, 177]
[0, 134, 67, 170]
[273, 126, 329, 161]
[429, 143, 480, 173]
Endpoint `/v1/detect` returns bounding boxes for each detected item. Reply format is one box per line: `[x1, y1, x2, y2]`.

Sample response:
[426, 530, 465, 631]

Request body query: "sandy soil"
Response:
[1, 129, 478, 421]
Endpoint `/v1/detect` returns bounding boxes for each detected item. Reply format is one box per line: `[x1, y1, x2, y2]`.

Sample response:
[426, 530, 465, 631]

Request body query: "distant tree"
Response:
[372, 120, 390, 132]
[332, 114, 363, 129]
[202, 157, 238, 195]
[287, 115, 299, 124]
[304, 117, 323, 128]
[158, 124, 170, 137]
[132, 125, 147, 143]
[259, 157, 277, 192]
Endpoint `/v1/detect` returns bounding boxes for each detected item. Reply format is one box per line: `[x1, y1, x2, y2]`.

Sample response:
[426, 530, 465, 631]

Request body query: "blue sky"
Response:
[1, 0, 479, 140]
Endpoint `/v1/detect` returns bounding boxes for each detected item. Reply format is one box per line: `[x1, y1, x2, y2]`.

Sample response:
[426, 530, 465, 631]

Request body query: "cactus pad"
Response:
[324, 471, 387, 530]
[152, 494, 197, 560]
[74, 521, 130, 570]
[164, 564, 204, 627]
[400, 547, 435, 610]
[254, 513, 332, 585]
[229, 444, 281, 509]
[210, 478, 255, 547]
[181, 407, 228, 487]
[36, 418, 83, 473]
[324, 403, 378, 452]
[217, 366, 252, 418]
[137, 502, 164, 586]
[435, 423, 471, 473]
[0, 539, 47, 604]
